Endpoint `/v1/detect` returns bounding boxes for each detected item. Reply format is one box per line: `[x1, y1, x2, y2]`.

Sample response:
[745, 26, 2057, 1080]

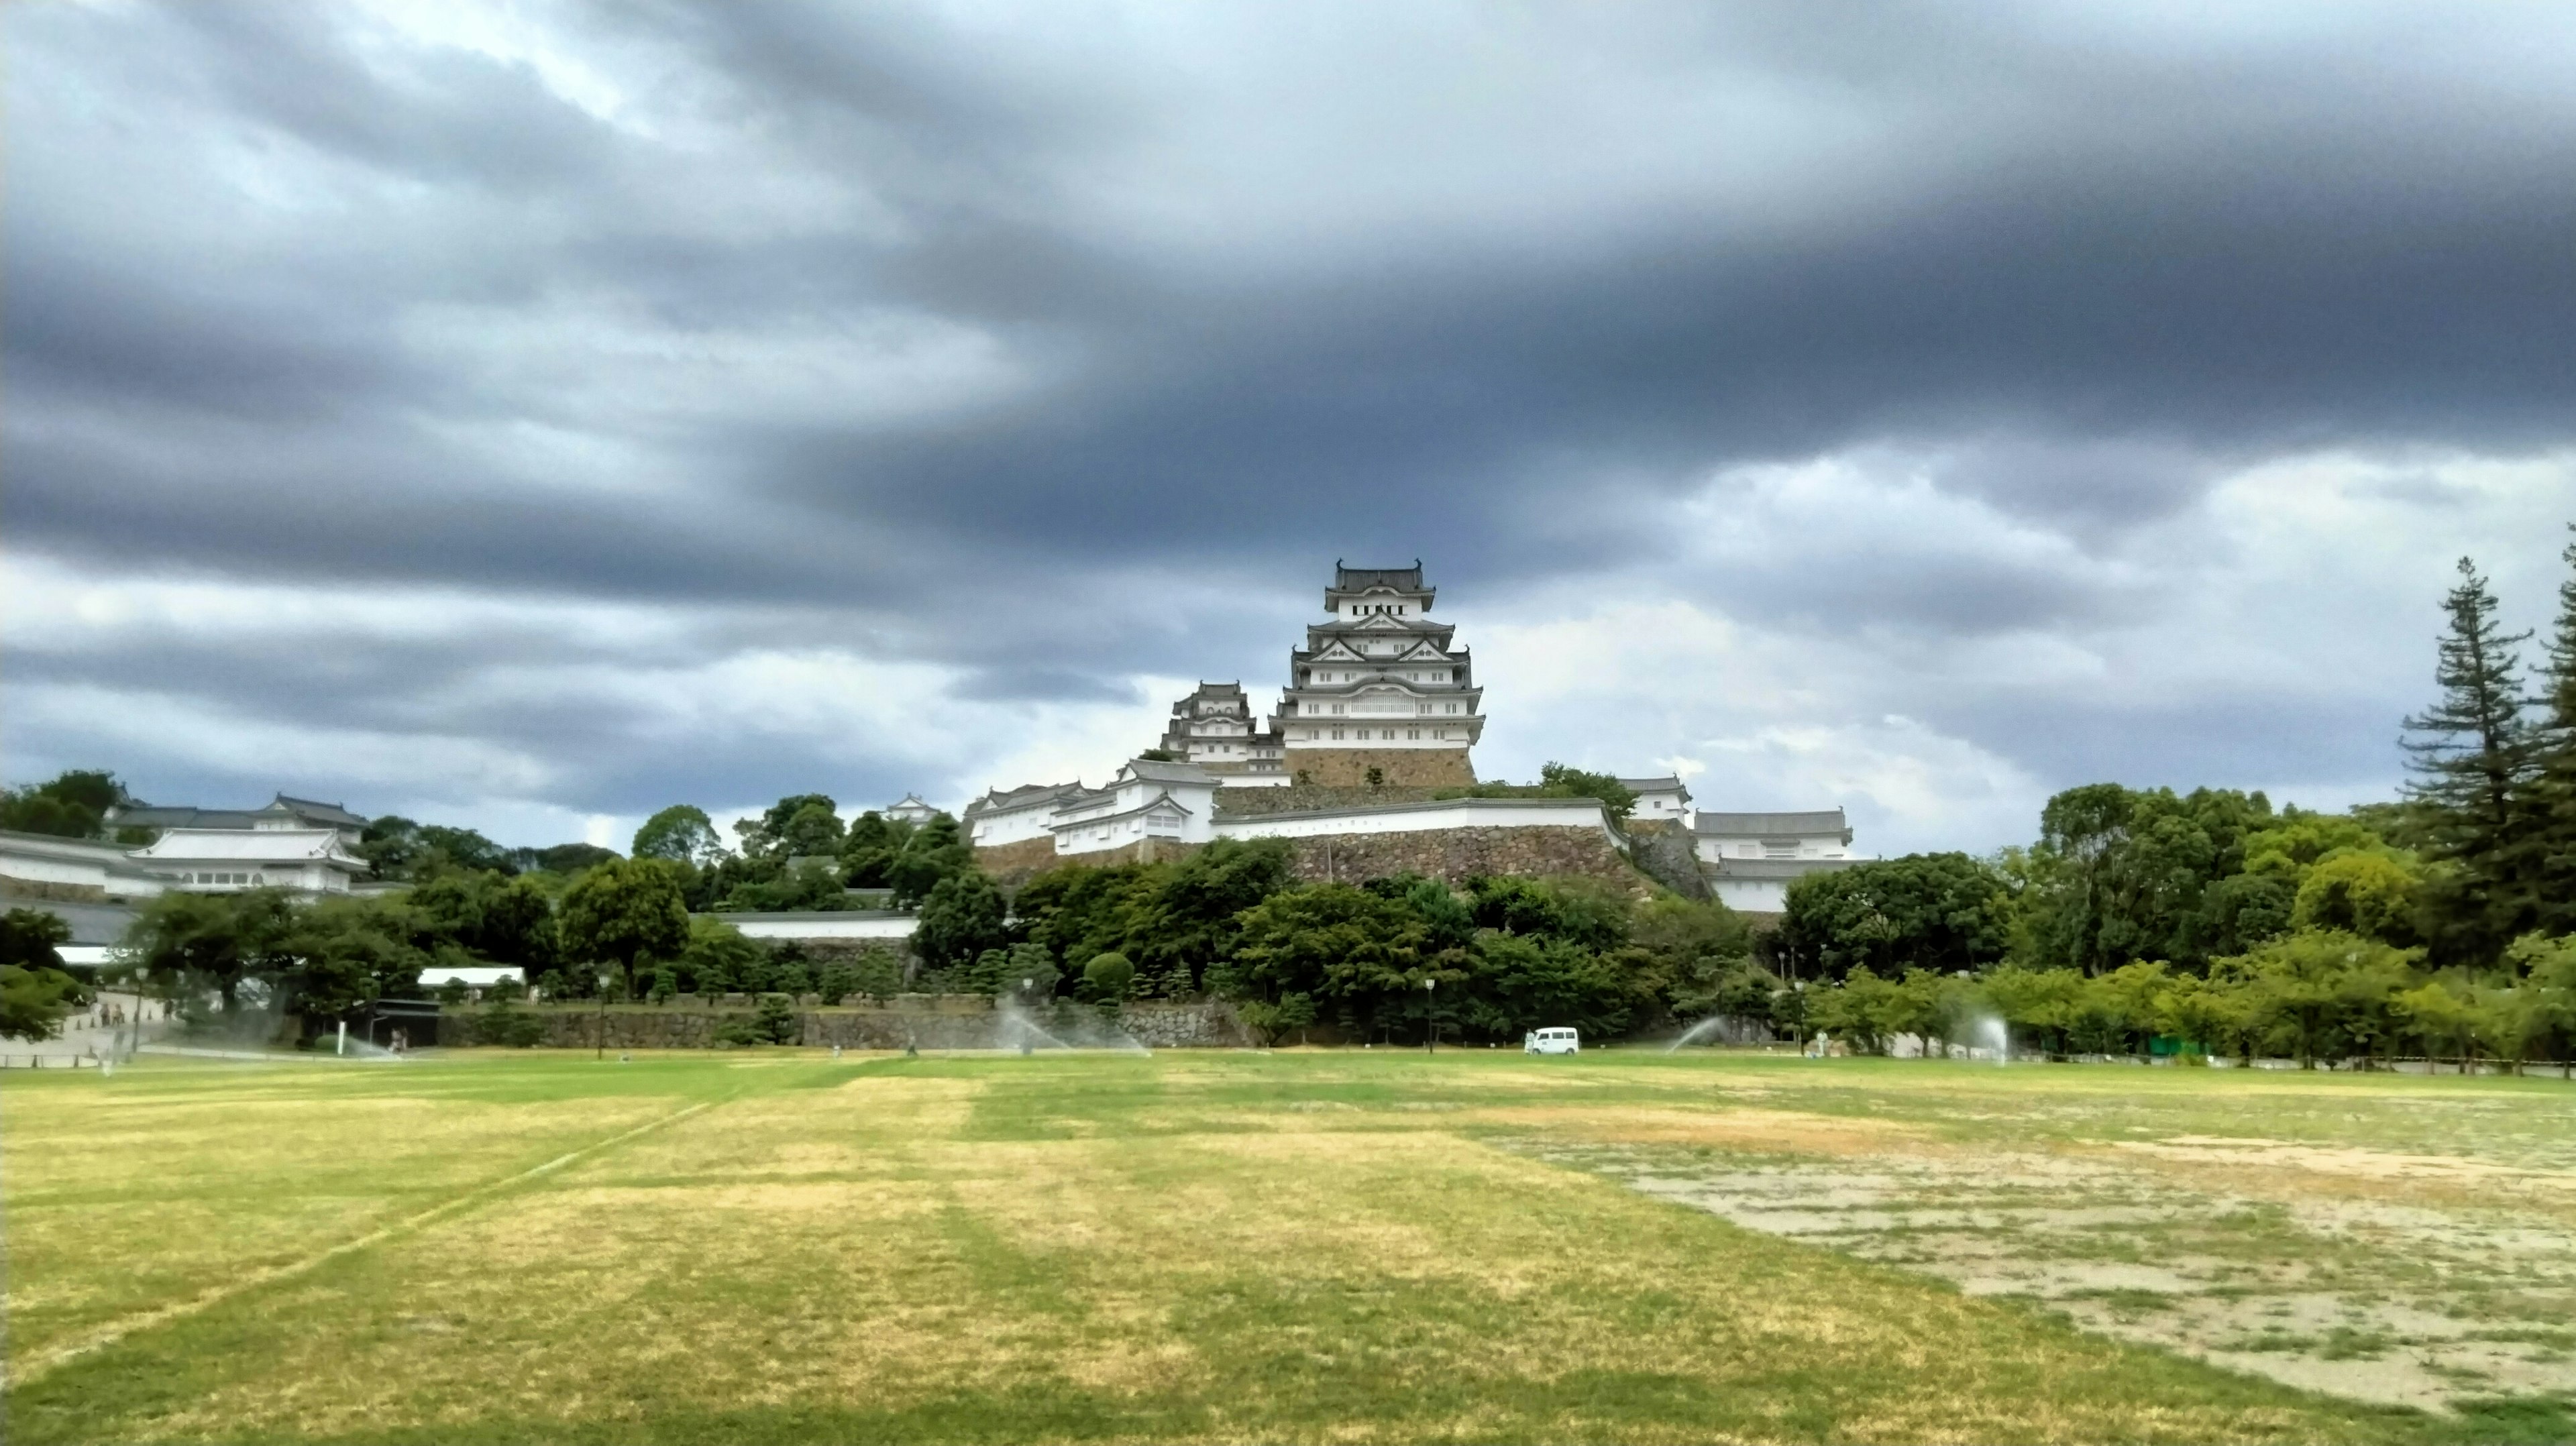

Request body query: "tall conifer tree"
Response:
[2401, 557, 2538, 958]
[2527, 529, 2576, 938]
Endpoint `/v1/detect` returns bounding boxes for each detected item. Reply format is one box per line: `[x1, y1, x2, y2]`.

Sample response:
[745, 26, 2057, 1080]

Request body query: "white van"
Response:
[1524, 1027, 1580, 1056]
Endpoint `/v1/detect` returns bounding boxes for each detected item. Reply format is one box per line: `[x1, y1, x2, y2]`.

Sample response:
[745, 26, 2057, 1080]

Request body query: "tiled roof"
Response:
[1618, 776, 1688, 793]
[1120, 758, 1220, 785]
[271, 795, 367, 826]
[129, 828, 366, 865]
[1693, 810, 1851, 837]
[1330, 561, 1426, 592]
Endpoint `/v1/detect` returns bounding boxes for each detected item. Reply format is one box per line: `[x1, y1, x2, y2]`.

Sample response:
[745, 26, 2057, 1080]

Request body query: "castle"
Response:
[1159, 561, 1485, 787]
[963, 559, 1862, 913]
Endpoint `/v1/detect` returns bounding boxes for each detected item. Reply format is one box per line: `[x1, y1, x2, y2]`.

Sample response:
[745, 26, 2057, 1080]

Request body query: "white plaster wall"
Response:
[0, 850, 113, 890]
[970, 804, 1060, 848]
[1714, 878, 1791, 912]
[1218, 799, 1615, 844]
[726, 915, 916, 940]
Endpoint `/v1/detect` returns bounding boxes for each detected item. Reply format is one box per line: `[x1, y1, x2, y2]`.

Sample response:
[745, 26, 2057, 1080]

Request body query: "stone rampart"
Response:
[1283, 746, 1473, 788]
[1283, 824, 1644, 891]
[971, 835, 1061, 887]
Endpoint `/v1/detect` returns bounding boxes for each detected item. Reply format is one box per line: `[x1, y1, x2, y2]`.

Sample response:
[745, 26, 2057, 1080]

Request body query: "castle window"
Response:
[1332, 728, 1345, 740]
[1407, 729, 1420, 740]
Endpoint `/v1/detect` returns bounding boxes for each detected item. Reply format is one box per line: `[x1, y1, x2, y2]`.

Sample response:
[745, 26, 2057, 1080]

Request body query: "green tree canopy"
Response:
[0, 769, 136, 840]
[557, 859, 691, 994]
[633, 805, 726, 866]
[914, 869, 1007, 972]
[2402, 556, 2540, 958]
[1778, 852, 2015, 979]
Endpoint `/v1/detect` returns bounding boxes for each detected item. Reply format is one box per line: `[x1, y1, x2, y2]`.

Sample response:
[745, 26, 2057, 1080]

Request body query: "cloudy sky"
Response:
[9, 2, 2575, 855]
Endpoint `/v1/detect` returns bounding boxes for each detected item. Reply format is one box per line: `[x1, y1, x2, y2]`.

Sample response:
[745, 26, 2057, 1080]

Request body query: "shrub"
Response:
[1082, 951, 1136, 1002]
[474, 999, 545, 1048]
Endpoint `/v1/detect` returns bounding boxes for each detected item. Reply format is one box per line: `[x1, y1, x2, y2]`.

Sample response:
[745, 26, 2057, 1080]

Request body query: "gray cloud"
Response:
[7, 1, 2575, 840]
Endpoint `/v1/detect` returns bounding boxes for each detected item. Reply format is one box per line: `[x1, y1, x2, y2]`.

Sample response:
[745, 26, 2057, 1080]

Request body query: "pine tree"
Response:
[2401, 557, 2539, 958]
[2526, 528, 2576, 938]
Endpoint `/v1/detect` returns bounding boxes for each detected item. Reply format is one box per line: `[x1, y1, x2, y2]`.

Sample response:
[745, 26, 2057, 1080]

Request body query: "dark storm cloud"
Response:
[8, 1, 2575, 831]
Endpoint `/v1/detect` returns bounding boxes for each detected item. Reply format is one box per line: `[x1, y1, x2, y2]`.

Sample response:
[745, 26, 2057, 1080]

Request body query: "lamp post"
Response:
[596, 969, 616, 1060]
[1424, 976, 1437, 1056]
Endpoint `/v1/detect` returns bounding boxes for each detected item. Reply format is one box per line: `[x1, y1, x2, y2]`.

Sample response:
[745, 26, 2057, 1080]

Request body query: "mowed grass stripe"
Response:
[5, 1094, 718, 1388]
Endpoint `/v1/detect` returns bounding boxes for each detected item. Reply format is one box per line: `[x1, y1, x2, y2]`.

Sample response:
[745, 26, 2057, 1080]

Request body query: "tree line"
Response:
[1768, 538, 2576, 1068]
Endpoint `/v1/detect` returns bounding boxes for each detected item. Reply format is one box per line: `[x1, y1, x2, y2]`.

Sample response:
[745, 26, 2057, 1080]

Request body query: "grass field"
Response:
[4, 1048, 2572, 1444]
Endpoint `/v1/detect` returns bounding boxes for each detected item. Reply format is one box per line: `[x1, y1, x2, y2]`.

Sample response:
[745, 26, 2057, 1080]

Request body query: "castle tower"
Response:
[1158, 681, 1286, 778]
[1269, 561, 1483, 787]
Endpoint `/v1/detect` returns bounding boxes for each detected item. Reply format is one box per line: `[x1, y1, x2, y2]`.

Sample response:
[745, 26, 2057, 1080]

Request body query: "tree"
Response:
[0, 908, 73, 972]
[678, 915, 763, 997]
[2530, 529, 2576, 935]
[1536, 763, 1638, 821]
[2229, 930, 2422, 1069]
[124, 889, 297, 1017]
[1081, 951, 1136, 1002]
[913, 870, 1006, 972]
[557, 859, 691, 996]
[519, 843, 619, 875]
[1778, 853, 2015, 979]
[1128, 838, 1295, 995]
[851, 948, 906, 1003]
[2290, 852, 2420, 945]
[2402, 557, 2540, 958]
[0, 961, 85, 1041]
[735, 795, 838, 861]
[633, 805, 727, 867]
[0, 769, 135, 840]
[280, 896, 427, 1017]
[887, 815, 971, 907]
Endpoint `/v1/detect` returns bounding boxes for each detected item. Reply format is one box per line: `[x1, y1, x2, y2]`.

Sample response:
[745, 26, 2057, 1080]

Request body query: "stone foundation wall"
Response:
[0, 879, 111, 903]
[1283, 746, 1474, 788]
[440, 997, 1247, 1050]
[1284, 825, 1644, 891]
[1625, 823, 1713, 901]
[985, 836, 1206, 884]
[972, 835, 1061, 887]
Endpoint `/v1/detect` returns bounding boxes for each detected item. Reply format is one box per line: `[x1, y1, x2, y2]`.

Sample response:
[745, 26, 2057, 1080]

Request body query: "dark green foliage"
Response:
[471, 998, 545, 1046]
[1436, 763, 1639, 820]
[515, 842, 619, 875]
[125, 889, 297, 1015]
[753, 992, 800, 1044]
[1778, 852, 2016, 980]
[0, 769, 134, 840]
[557, 858, 691, 995]
[678, 915, 761, 996]
[841, 811, 910, 889]
[914, 869, 1007, 970]
[2017, 787, 2275, 974]
[720, 858, 850, 912]
[1, 907, 74, 972]
[2530, 529, 2576, 936]
[1081, 950, 1136, 1001]
[358, 817, 521, 880]
[735, 794, 839, 860]
[632, 804, 725, 865]
[849, 948, 905, 1003]
[886, 815, 971, 907]
[1, 960, 88, 1042]
[2401, 557, 2541, 957]
[280, 896, 427, 1015]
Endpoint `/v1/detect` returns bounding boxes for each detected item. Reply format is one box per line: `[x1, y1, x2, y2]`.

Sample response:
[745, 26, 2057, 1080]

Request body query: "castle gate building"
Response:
[1269, 562, 1485, 787]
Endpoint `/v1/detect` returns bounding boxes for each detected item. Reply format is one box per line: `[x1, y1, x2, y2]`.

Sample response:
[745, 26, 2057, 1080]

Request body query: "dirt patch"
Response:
[1532, 1135, 2576, 1414]
[2114, 1135, 2575, 1184]
[1468, 1105, 1931, 1154]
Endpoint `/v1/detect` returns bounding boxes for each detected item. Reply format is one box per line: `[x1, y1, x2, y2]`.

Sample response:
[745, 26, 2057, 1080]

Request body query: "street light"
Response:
[1424, 975, 1437, 1056]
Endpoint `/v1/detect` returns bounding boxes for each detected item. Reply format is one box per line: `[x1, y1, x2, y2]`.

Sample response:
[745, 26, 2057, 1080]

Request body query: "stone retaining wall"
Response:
[1285, 824, 1644, 891]
[441, 998, 1248, 1050]
[1281, 746, 1473, 788]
